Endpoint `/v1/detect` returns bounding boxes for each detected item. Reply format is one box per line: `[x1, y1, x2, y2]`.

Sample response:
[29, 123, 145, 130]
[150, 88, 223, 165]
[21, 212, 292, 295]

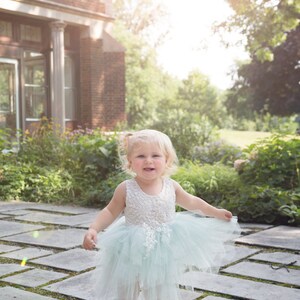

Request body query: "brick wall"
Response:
[44, 0, 105, 13]
[103, 52, 126, 128]
[79, 37, 94, 128]
[79, 36, 125, 130]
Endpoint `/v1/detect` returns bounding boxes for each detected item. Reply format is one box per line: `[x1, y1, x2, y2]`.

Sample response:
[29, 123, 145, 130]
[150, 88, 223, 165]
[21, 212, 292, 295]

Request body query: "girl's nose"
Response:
[145, 156, 152, 163]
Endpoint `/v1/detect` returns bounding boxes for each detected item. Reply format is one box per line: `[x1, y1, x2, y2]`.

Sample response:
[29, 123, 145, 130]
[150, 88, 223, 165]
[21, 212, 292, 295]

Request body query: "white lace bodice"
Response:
[124, 178, 176, 228]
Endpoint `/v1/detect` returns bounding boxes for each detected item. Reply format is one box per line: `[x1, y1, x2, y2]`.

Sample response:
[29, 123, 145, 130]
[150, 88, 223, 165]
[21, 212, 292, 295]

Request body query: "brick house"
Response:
[0, 0, 125, 134]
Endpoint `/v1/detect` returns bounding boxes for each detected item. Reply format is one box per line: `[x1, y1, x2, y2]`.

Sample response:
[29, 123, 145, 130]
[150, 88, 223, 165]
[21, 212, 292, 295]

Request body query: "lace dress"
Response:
[92, 178, 240, 300]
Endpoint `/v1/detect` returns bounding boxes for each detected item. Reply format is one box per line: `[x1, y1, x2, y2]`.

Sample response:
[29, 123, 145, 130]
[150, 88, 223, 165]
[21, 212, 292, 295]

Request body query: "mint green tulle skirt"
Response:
[92, 213, 241, 300]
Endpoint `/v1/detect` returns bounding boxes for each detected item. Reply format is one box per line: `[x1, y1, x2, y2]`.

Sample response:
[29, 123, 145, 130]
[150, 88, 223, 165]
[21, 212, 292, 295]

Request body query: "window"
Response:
[20, 24, 42, 43]
[24, 51, 47, 120]
[64, 56, 76, 120]
[0, 20, 12, 37]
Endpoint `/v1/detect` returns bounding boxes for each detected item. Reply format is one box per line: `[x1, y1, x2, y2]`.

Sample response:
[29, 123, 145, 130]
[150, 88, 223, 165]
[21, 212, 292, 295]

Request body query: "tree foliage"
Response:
[226, 25, 300, 116]
[218, 0, 300, 117]
[177, 71, 226, 126]
[112, 0, 169, 46]
[219, 0, 300, 61]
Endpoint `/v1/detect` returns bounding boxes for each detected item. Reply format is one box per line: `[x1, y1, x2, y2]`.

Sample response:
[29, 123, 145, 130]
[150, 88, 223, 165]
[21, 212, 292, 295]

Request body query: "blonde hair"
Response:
[119, 129, 178, 176]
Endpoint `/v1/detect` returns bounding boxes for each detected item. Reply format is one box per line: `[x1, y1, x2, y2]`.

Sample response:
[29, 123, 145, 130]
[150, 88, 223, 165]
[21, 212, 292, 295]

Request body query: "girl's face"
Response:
[129, 142, 167, 181]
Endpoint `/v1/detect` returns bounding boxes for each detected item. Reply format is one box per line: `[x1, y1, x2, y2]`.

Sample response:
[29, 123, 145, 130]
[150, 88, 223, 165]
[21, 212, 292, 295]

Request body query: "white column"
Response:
[50, 21, 66, 132]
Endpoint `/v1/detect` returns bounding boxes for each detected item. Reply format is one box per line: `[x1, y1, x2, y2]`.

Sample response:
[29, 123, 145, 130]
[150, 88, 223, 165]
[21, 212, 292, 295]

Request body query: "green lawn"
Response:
[219, 129, 272, 148]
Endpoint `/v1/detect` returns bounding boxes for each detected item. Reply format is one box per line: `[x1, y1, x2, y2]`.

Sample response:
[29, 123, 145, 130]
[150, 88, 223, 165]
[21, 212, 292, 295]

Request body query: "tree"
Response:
[218, 0, 300, 61]
[177, 71, 226, 126]
[112, 0, 169, 47]
[226, 25, 300, 116]
[112, 21, 179, 128]
[217, 0, 300, 116]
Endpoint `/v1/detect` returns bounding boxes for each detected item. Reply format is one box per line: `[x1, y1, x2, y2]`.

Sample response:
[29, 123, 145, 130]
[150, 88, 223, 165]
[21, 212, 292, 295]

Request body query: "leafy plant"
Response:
[240, 135, 300, 189]
[235, 185, 296, 224]
[152, 115, 218, 159]
[172, 162, 241, 209]
[192, 139, 242, 166]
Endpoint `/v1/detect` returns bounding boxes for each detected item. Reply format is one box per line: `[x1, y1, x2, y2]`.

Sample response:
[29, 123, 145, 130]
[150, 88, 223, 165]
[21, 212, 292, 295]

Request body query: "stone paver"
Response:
[179, 289, 203, 300]
[0, 244, 22, 253]
[44, 270, 202, 300]
[15, 211, 99, 226]
[0, 286, 57, 300]
[0, 247, 53, 260]
[1, 201, 299, 300]
[0, 263, 31, 277]
[222, 245, 260, 265]
[1, 209, 33, 216]
[2, 268, 68, 288]
[239, 223, 274, 230]
[180, 271, 300, 300]
[223, 261, 300, 286]
[29, 203, 96, 215]
[250, 251, 300, 267]
[1, 228, 87, 249]
[236, 225, 300, 250]
[44, 270, 96, 299]
[0, 202, 35, 212]
[32, 248, 98, 271]
[0, 220, 45, 238]
[202, 297, 229, 300]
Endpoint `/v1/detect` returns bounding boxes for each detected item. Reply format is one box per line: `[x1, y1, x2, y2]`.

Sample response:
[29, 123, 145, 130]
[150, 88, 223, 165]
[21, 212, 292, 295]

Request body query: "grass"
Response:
[219, 129, 272, 148]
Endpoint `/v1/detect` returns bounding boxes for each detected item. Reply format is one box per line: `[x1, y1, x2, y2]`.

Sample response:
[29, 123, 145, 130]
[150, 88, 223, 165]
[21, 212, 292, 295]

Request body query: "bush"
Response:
[233, 185, 295, 224]
[192, 139, 242, 166]
[172, 161, 300, 225]
[0, 123, 121, 206]
[172, 162, 241, 209]
[151, 115, 218, 159]
[240, 135, 300, 189]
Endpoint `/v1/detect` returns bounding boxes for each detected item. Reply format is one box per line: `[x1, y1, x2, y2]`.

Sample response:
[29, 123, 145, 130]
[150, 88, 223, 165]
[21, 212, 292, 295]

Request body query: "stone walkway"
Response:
[0, 201, 299, 300]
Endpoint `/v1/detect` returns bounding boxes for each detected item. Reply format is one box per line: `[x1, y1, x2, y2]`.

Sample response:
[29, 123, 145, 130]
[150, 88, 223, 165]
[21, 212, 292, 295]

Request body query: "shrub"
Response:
[0, 123, 121, 206]
[233, 185, 296, 224]
[240, 135, 300, 189]
[172, 162, 241, 209]
[151, 115, 218, 159]
[192, 139, 242, 166]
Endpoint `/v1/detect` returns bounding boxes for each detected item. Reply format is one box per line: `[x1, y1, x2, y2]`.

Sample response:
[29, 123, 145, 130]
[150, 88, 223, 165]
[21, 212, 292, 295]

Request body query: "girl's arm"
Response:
[173, 180, 232, 221]
[83, 181, 126, 250]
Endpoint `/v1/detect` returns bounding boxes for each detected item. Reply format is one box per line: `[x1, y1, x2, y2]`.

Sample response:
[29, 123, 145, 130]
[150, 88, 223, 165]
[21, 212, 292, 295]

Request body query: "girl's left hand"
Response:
[216, 208, 232, 221]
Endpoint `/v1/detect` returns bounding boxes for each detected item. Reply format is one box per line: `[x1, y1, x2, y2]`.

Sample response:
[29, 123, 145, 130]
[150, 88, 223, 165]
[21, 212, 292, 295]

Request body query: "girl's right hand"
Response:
[83, 228, 98, 250]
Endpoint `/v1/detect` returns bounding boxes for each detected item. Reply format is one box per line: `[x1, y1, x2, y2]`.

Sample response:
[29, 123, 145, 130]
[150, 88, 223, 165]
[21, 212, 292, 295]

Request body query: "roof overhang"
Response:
[0, 0, 115, 38]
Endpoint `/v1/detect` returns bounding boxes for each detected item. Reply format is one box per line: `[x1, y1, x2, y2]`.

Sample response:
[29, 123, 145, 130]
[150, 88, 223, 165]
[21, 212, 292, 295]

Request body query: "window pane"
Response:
[0, 62, 16, 130]
[65, 89, 75, 120]
[0, 21, 12, 37]
[24, 51, 47, 119]
[25, 86, 46, 118]
[20, 24, 42, 42]
[64, 56, 76, 120]
[24, 52, 45, 85]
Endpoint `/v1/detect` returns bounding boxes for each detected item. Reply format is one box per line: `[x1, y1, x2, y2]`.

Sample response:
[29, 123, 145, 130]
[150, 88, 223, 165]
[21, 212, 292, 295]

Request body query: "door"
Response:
[0, 58, 19, 135]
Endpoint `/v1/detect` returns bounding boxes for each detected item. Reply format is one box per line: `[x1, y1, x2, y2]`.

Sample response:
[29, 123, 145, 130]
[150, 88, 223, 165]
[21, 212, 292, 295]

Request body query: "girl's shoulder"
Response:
[168, 178, 185, 194]
[166, 177, 180, 191]
[113, 181, 127, 196]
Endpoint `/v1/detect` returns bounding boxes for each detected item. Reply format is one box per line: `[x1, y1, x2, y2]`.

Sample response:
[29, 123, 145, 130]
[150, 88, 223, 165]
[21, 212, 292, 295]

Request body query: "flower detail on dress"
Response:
[142, 222, 171, 258]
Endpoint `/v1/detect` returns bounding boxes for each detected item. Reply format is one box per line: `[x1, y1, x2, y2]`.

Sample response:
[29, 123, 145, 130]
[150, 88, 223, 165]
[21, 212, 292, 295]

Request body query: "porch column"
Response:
[50, 21, 66, 132]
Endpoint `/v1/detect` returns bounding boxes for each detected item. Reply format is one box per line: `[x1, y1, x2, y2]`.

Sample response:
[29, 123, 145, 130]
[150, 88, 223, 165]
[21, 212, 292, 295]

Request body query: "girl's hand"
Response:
[216, 208, 232, 221]
[83, 228, 97, 250]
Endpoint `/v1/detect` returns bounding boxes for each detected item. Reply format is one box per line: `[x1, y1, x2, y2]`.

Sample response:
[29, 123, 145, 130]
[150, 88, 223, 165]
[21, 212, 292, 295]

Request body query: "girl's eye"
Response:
[153, 154, 161, 158]
[137, 155, 145, 158]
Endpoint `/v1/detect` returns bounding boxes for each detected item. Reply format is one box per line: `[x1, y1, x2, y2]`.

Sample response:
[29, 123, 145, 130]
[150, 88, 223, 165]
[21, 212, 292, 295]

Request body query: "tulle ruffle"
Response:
[92, 212, 241, 300]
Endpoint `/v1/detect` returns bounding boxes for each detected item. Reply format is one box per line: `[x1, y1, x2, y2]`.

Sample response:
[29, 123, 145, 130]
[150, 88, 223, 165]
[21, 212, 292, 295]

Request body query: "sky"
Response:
[156, 0, 249, 90]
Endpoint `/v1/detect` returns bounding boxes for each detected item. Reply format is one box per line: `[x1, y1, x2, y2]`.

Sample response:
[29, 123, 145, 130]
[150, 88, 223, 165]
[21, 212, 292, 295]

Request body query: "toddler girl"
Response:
[83, 129, 240, 300]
